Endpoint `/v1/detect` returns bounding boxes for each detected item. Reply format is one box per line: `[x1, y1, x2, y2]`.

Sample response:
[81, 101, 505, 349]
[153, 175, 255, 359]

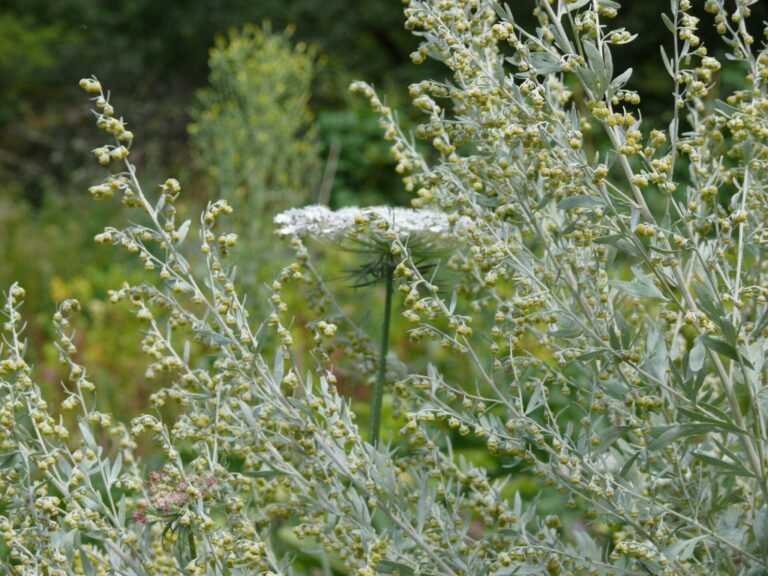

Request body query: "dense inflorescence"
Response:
[4, 1, 768, 575]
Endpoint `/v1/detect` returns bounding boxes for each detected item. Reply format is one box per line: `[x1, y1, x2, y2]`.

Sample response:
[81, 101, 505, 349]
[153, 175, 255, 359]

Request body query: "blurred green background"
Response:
[3, 1, 768, 572]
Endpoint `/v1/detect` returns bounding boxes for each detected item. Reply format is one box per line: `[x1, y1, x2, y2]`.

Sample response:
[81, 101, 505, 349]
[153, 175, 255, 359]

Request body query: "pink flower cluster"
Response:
[133, 468, 219, 523]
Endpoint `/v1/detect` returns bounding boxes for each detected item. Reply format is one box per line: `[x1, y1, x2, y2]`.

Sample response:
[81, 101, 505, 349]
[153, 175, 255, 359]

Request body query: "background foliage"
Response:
[188, 22, 320, 285]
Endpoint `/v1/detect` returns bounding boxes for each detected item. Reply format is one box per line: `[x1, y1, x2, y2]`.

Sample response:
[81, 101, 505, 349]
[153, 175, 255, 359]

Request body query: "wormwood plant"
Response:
[4, 0, 768, 575]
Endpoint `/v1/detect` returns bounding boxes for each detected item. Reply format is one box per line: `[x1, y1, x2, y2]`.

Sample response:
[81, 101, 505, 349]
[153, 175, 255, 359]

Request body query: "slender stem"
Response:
[188, 530, 197, 563]
[321, 554, 333, 576]
[370, 264, 394, 446]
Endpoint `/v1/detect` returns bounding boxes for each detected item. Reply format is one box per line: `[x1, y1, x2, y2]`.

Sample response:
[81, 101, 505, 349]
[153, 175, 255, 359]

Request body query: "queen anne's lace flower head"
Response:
[275, 205, 471, 287]
[274, 204, 471, 244]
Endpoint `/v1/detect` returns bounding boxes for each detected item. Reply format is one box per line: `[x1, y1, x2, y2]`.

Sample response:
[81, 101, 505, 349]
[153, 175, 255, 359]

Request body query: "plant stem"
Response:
[370, 264, 394, 446]
[188, 530, 197, 562]
[321, 554, 333, 576]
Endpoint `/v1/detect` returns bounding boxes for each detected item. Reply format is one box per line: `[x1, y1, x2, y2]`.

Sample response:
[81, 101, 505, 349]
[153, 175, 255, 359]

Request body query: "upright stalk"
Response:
[370, 264, 394, 446]
[188, 532, 197, 565]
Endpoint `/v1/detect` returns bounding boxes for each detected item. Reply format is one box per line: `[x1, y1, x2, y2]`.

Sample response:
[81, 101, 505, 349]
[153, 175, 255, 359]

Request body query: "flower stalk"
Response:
[370, 263, 394, 446]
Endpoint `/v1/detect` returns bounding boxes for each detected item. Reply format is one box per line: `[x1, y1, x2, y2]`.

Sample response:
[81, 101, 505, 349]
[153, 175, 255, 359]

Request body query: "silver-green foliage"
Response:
[349, 0, 768, 573]
[4, 1, 768, 575]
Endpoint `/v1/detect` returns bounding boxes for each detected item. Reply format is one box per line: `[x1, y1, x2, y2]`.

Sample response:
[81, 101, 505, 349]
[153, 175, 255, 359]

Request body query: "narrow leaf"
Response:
[688, 340, 705, 372]
[557, 195, 605, 210]
[647, 423, 711, 451]
[699, 334, 754, 369]
[693, 452, 755, 478]
[176, 219, 191, 244]
[565, 0, 591, 10]
[661, 13, 676, 34]
[667, 536, 706, 562]
[609, 279, 668, 301]
[660, 45, 674, 78]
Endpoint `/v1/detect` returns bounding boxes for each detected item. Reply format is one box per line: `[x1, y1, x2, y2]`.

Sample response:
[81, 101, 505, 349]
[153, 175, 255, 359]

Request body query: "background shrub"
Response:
[188, 23, 321, 285]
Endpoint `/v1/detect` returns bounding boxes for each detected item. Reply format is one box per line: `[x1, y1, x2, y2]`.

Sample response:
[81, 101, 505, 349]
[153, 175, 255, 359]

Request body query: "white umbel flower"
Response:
[274, 204, 470, 242]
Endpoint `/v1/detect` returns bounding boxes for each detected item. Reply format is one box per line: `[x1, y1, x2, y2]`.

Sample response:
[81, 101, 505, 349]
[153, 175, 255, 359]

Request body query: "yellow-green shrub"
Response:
[188, 23, 321, 284]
